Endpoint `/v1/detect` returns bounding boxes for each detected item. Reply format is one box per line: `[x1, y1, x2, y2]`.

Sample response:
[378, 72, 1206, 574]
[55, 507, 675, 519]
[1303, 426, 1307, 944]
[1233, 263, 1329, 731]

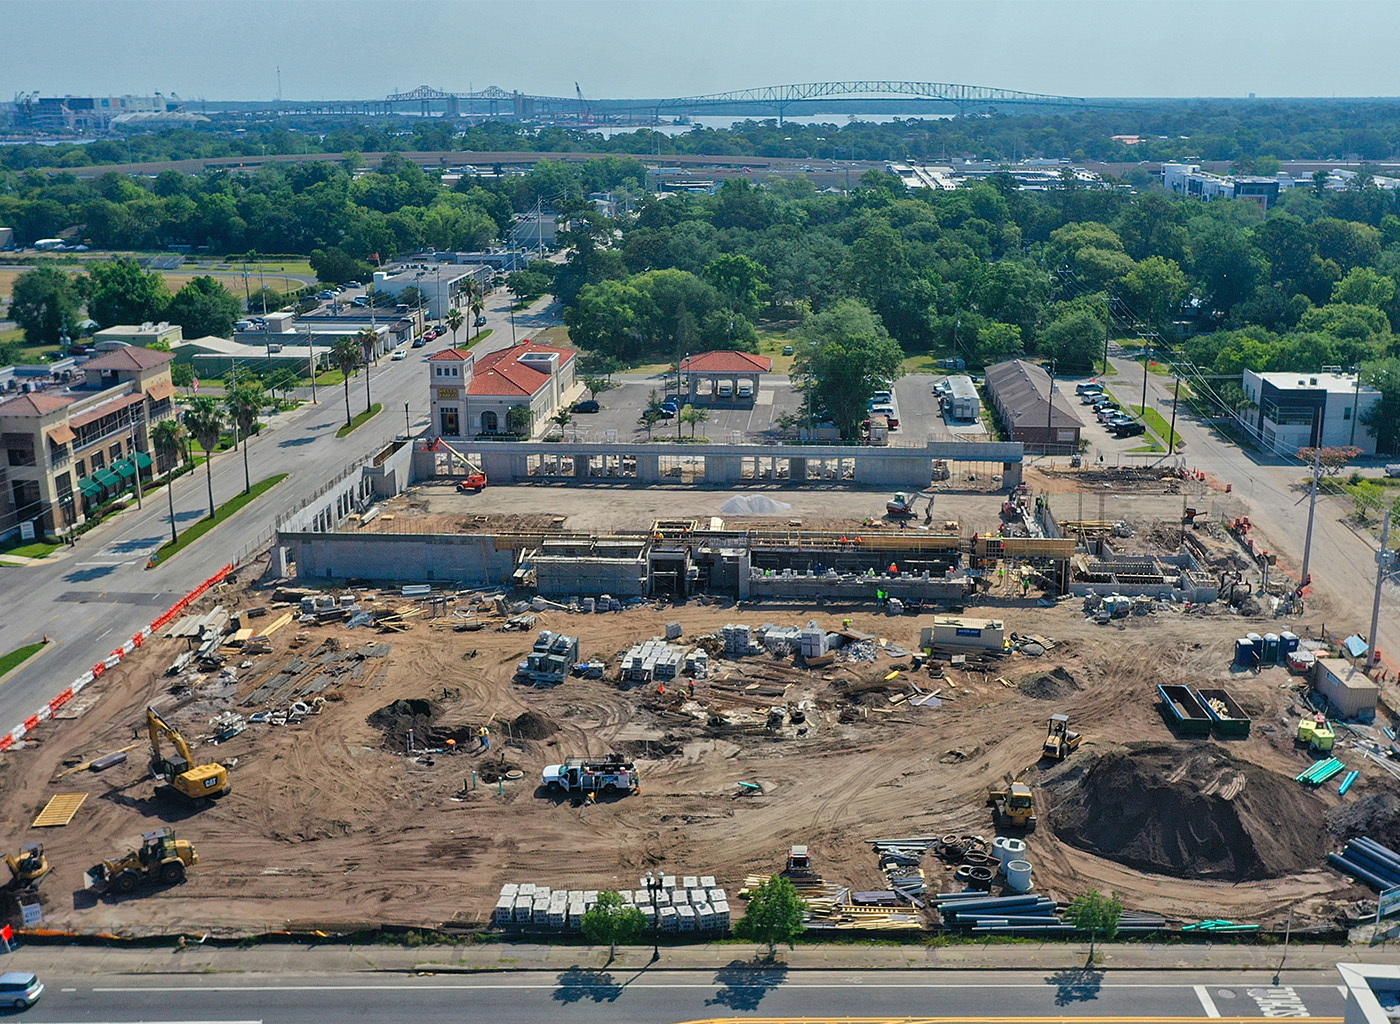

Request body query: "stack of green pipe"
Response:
[1295, 757, 1345, 785]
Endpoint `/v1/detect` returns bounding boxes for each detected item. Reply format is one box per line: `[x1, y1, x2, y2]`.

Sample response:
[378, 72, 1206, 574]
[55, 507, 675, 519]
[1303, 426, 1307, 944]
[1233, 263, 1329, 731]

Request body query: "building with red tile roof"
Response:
[428, 340, 578, 439]
[679, 349, 771, 405]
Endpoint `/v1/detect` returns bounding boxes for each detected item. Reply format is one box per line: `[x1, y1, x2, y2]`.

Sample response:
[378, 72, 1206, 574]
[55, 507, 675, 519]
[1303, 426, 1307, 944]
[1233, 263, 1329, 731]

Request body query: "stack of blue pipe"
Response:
[1328, 836, 1400, 891]
[934, 892, 1067, 933]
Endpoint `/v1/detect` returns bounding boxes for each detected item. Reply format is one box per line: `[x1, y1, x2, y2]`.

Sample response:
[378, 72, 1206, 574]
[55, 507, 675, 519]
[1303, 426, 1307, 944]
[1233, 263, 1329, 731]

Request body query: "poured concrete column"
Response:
[480, 451, 515, 483]
[635, 453, 661, 484]
[705, 454, 742, 485]
[1003, 460, 1023, 490]
[789, 457, 806, 482]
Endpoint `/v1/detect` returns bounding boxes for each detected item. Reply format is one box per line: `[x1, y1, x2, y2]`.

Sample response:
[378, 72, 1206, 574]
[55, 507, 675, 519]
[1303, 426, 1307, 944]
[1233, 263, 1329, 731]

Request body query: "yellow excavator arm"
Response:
[147, 706, 196, 767]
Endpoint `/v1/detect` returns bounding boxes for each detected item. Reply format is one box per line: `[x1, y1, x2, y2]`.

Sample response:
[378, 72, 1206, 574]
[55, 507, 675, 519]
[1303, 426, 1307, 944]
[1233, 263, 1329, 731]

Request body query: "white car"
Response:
[0, 972, 43, 1009]
[391, 349, 407, 361]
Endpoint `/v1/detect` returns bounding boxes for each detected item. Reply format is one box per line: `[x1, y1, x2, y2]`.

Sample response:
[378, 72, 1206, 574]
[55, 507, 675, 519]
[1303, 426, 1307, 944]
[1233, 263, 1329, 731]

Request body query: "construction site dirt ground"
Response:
[0, 471, 1391, 939]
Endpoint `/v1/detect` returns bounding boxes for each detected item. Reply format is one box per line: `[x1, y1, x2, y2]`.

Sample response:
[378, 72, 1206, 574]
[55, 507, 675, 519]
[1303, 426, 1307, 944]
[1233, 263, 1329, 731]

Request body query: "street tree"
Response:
[86, 258, 170, 326]
[550, 407, 572, 439]
[1064, 888, 1123, 960]
[223, 381, 265, 494]
[468, 281, 486, 339]
[170, 362, 195, 390]
[734, 875, 806, 957]
[792, 299, 904, 440]
[579, 890, 646, 963]
[1039, 305, 1109, 373]
[1119, 256, 1189, 333]
[507, 404, 532, 436]
[582, 376, 617, 403]
[445, 307, 464, 347]
[356, 327, 379, 411]
[166, 276, 243, 339]
[679, 403, 709, 439]
[638, 407, 663, 438]
[181, 396, 225, 520]
[1296, 446, 1365, 476]
[8, 268, 80, 345]
[331, 337, 361, 430]
[151, 418, 189, 546]
[266, 366, 301, 403]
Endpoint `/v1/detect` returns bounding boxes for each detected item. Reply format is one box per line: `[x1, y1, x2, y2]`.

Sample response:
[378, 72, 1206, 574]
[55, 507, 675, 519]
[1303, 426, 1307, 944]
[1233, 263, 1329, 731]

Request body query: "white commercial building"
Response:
[1241, 369, 1382, 455]
[371, 264, 488, 320]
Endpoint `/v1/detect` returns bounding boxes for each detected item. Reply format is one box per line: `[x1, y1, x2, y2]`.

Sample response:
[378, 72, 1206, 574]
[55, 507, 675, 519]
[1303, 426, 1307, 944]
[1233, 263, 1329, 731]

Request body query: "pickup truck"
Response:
[1386, 465, 1400, 478]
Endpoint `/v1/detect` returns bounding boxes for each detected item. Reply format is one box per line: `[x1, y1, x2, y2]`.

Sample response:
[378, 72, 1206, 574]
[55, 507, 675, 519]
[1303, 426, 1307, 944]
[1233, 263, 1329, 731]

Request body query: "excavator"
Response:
[85, 827, 197, 895]
[147, 706, 230, 803]
[3, 843, 48, 890]
[987, 775, 1037, 829]
[1041, 713, 1083, 761]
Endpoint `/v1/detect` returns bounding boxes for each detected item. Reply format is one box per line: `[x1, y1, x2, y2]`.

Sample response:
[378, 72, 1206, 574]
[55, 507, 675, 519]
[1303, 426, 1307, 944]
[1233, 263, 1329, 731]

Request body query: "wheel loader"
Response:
[1041, 713, 1082, 761]
[3, 843, 48, 890]
[84, 827, 197, 895]
[986, 776, 1037, 829]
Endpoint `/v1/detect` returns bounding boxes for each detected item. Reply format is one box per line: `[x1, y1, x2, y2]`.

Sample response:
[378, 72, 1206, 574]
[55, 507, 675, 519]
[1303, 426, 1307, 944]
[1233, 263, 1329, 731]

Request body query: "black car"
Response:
[474, 315, 488, 327]
[1112, 422, 1147, 437]
[411, 336, 427, 348]
[573, 400, 600, 413]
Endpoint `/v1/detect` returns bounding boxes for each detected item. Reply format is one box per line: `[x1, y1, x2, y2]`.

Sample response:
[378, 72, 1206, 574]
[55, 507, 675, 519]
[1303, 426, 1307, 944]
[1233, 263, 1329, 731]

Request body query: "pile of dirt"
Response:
[367, 698, 475, 749]
[1046, 741, 1330, 881]
[1019, 666, 1081, 700]
[1326, 792, 1400, 849]
[510, 710, 558, 741]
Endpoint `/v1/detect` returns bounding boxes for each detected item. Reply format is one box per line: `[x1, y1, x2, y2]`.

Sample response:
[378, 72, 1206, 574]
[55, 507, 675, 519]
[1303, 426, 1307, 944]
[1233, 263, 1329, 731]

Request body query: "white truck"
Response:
[542, 757, 640, 795]
[1386, 464, 1400, 479]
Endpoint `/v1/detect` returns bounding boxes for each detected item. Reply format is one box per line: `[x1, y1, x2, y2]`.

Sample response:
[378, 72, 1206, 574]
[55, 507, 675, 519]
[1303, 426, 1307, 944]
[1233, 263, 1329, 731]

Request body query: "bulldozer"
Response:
[147, 706, 230, 804]
[85, 827, 197, 895]
[987, 776, 1037, 829]
[1041, 713, 1083, 761]
[3, 843, 48, 891]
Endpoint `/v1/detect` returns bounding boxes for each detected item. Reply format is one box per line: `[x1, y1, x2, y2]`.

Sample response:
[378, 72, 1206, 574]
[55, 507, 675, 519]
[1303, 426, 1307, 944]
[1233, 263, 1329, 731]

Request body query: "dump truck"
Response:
[987, 777, 1037, 828]
[147, 706, 230, 803]
[84, 827, 197, 894]
[542, 756, 639, 795]
[1041, 713, 1082, 761]
[3, 843, 48, 890]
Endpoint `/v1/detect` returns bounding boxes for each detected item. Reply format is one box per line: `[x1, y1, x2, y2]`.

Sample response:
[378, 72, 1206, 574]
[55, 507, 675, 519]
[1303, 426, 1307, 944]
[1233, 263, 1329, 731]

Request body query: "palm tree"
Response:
[151, 418, 188, 545]
[356, 327, 379, 412]
[331, 337, 361, 429]
[446, 307, 464, 348]
[468, 281, 485, 339]
[223, 381, 264, 494]
[182, 396, 224, 520]
[550, 407, 572, 439]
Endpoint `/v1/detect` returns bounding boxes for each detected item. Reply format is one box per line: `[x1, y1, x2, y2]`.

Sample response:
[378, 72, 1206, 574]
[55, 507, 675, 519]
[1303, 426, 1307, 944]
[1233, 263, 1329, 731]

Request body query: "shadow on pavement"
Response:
[279, 436, 317, 447]
[706, 957, 789, 1011]
[1048, 966, 1105, 1004]
[552, 966, 623, 1004]
[63, 565, 115, 583]
[108, 536, 164, 554]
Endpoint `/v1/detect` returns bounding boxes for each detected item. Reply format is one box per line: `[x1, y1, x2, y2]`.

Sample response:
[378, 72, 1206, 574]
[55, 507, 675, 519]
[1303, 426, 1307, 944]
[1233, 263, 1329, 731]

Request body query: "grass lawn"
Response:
[1128, 442, 1166, 453]
[0, 538, 61, 560]
[1130, 404, 1184, 449]
[313, 369, 349, 387]
[0, 641, 46, 678]
[154, 473, 288, 563]
[462, 328, 493, 348]
[336, 403, 382, 437]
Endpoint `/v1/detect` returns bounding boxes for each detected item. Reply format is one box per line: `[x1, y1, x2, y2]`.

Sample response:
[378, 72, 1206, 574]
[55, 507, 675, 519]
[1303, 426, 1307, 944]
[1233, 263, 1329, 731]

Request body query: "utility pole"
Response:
[306, 327, 318, 405]
[1044, 360, 1056, 459]
[404, 401, 411, 438]
[1140, 348, 1151, 419]
[1365, 512, 1392, 675]
[1300, 446, 1322, 596]
[1167, 375, 1181, 452]
[1350, 365, 1363, 447]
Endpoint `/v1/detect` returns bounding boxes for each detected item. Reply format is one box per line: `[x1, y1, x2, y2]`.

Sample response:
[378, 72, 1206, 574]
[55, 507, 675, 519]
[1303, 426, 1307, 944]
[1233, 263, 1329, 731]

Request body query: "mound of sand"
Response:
[511, 710, 558, 741]
[1327, 792, 1400, 850]
[1046, 742, 1329, 881]
[1019, 666, 1081, 700]
[367, 699, 475, 748]
[719, 494, 792, 516]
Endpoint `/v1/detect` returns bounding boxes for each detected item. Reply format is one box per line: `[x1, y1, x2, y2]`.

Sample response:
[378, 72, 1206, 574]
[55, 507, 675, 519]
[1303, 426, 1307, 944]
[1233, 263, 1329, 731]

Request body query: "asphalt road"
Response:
[5, 968, 1351, 1023]
[0, 291, 560, 733]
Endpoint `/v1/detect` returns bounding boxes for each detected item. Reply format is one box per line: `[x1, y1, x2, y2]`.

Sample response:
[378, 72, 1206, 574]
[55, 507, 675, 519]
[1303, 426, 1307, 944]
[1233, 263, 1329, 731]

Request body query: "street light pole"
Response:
[1365, 512, 1392, 675]
[306, 327, 318, 405]
[645, 869, 660, 963]
[404, 401, 411, 438]
[1300, 446, 1322, 596]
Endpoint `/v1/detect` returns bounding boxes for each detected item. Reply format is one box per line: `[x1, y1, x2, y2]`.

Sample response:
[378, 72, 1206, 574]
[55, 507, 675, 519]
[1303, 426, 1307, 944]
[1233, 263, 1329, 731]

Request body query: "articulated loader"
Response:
[85, 827, 197, 895]
[987, 775, 1037, 829]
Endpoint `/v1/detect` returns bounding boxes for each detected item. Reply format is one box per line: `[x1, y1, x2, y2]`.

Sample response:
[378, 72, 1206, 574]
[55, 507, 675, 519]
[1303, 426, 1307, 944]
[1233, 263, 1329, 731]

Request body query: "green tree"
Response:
[309, 246, 372, 285]
[331, 337, 361, 430]
[735, 875, 807, 957]
[467, 280, 486, 339]
[166, 275, 243, 339]
[1039, 306, 1109, 372]
[222, 381, 264, 494]
[1045, 222, 1135, 292]
[679, 402, 709, 438]
[1120, 256, 1189, 332]
[792, 299, 905, 440]
[506, 404, 532, 436]
[181, 396, 224, 521]
[704, 252, 767, 318]
[1362, 357, 1400, 454]
[506, 270, 550, 301]
[86, 258, 170, 327]
[8, 267, 80, 344]
[266, 366, 301, 402]
[550, 407, 572, 438]
[169, 363, 196, 391]
[1063, 888, 1123, 960]
[445, 307, 465, 347]
[582, 376, 616, 403]
[151, 418, 188, 546]
[638, 407, 663, 438]
[356, 327, 379, 411]
[579, 890, 646, 963]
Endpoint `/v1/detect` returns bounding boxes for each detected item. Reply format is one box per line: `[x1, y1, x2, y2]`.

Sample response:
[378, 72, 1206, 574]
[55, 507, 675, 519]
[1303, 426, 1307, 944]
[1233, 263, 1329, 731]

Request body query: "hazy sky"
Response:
[6, 0, 1400, 102]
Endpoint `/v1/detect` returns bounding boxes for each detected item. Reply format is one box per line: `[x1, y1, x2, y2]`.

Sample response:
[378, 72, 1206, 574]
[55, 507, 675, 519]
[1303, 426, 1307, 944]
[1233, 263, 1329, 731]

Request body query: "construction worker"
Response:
[687, 679, 696, 698]
[658, 681, 665, 696]
[478, 725, 490, 751]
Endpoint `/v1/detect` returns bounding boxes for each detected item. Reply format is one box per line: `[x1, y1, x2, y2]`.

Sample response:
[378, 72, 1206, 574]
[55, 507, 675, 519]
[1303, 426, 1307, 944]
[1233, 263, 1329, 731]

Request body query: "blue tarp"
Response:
[1343, 634, 1370, 658]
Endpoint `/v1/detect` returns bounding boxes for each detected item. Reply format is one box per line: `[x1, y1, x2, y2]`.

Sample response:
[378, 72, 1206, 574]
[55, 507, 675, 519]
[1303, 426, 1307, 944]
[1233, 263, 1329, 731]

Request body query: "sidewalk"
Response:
[1, 939, 1393, 978]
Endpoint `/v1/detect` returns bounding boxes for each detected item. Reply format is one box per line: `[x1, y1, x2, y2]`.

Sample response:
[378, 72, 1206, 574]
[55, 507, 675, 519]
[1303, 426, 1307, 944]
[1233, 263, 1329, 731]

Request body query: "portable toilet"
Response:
[1234, 638, 1255, 666]
[1263, 633, 1280, 663]
[1279, 631, 1299, 662]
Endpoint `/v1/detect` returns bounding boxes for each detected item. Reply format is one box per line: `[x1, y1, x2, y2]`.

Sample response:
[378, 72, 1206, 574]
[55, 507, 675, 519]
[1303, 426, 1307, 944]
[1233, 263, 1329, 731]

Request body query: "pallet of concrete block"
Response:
[494, 883, 519, 924]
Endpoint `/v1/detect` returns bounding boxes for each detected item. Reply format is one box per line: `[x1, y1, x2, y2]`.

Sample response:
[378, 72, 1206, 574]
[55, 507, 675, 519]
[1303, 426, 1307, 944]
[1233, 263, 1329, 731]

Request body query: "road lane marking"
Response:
[1197, 985, 1222, 1017]
[92, 982, 1345, 995]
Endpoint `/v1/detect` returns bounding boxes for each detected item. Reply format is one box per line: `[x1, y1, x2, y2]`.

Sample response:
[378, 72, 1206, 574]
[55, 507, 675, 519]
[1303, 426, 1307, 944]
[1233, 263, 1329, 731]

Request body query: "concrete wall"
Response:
[283, 531, 517, 585]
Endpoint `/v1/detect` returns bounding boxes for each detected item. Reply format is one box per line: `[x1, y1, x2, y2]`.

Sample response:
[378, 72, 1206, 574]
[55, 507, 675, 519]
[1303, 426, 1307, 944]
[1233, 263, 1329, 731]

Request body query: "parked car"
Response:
[1097, 407, 1122, 423]
[0, 972, 43, 1009]
[411, 336, 427, 348]
[317, 290, 335, 300]
[1079, 389, 1105, 404]
[1075, 382, 1103, 395]
[782, 344, 794, 356]
[1112, 422, 1147, 437]
[573, 399, 600, 413]
[352, 296, 370, 307]
[658, 400, 678, 418]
